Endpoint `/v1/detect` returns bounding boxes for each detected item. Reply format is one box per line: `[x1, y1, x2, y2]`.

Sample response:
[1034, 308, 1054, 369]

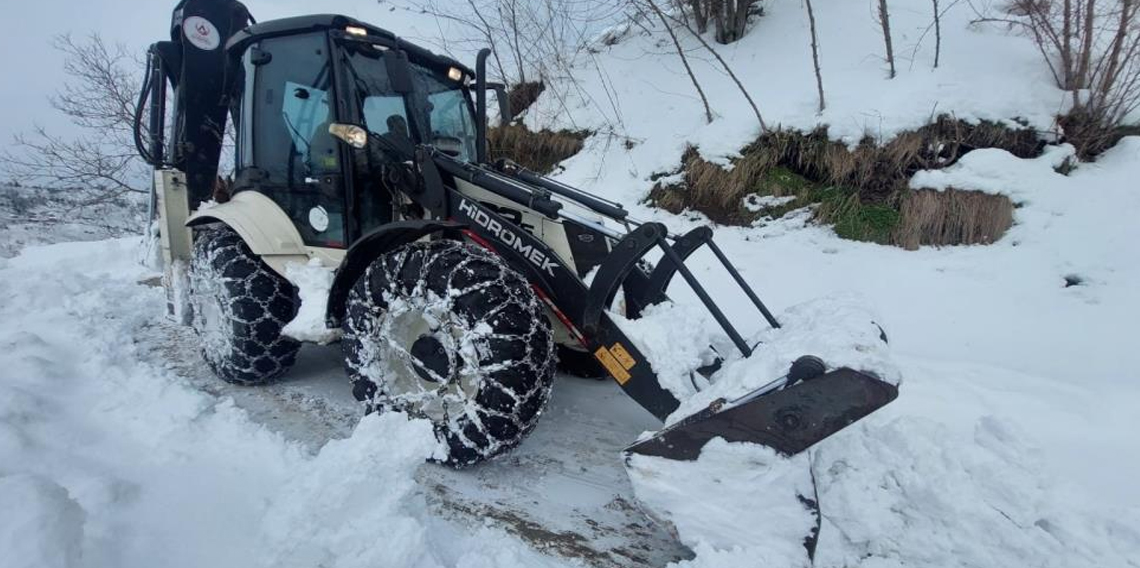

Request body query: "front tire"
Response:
[342, 239, 556, 466]
[188, 227, 301, 385]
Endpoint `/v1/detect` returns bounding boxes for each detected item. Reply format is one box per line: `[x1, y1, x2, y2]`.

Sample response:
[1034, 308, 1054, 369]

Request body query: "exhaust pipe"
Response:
[475, 48, 490, 164]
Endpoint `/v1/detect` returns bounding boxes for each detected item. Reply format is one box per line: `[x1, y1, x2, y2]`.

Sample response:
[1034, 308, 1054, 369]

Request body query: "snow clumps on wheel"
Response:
[342, 239, 556, 466]
[188, 226, 302, 385]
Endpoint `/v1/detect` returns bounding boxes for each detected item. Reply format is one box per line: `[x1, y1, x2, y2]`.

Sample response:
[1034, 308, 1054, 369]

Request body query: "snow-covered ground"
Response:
[591, 137, 1140, 567]
[0, 238, 583, 568]
[3, 0, 1140, 567]
[3, 138, 1137, 566]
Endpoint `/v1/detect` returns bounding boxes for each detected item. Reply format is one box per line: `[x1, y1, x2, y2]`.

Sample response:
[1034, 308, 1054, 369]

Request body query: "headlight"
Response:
[345, 26, 367, 37]
[328, 123, 368, 149]
[448, 67, 464, 82]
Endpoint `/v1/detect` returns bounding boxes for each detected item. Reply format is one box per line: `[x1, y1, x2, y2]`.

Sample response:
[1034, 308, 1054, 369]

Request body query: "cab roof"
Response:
[226, 14, 474, 76]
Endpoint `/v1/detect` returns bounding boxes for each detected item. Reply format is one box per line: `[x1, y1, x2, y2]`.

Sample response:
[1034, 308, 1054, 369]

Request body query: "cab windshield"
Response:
[412, 66, 478, 162]
[341, 45, 477, 162]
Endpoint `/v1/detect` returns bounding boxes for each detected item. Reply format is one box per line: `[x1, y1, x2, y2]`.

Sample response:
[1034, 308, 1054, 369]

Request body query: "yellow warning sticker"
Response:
[609, 343, 636, 371]
[594, 346, 631, 385]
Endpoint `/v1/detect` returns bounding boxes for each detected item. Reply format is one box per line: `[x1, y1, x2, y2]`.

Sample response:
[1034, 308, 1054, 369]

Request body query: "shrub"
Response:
[647, 117, 1038, 247]
[487, 125, 588, 174]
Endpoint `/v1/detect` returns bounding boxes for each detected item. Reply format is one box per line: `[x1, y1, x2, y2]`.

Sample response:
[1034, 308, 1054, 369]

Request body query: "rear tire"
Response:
[188, 227, 301, 385]
[342, 239, 556, 466]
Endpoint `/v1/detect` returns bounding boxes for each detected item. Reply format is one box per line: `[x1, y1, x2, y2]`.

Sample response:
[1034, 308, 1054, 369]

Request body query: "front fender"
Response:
[186, 191, 308, 277]
[324, 220, 464, 328]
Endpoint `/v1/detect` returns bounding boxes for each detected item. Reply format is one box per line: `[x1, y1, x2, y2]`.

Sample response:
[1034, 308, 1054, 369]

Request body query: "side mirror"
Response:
[250, 47, 272, 66]
[486, 82, 513, 126]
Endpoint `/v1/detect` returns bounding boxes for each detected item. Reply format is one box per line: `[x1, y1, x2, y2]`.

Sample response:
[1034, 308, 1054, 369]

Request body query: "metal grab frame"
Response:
[582, 222, 781, 359]
[492, 162, 782, 359]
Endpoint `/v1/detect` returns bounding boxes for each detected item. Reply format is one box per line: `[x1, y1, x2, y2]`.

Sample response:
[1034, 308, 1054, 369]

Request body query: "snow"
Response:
[257, 413, 443, 568]
[282, 258, 341, 344]
[0, 238, 575, 568]
[809, 414, 1140, 568]
[2, 0, 1140, 566]
[610, 301, 726, 398]
[617, 294, 901, 423]
[744, 194, 797, 212]
[0, 474, 86, 568]
[910, 143, 1077, 198]
[585, 137, 1140, 567]
[539, 0, 1067, 177]
[626, 441, 817, 568]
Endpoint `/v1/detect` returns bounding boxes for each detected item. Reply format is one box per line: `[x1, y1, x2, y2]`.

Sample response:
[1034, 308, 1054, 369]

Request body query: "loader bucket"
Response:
[624, 367, 897, 561]
[624, 367, 898, 461]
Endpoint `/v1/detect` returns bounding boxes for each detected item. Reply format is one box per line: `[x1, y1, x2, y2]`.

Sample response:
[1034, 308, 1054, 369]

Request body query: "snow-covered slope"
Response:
[539, 0, 1066, 173]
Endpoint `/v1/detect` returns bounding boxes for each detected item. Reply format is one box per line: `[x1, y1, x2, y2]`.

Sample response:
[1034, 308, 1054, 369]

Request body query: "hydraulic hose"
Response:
[133, 52, 156, 165]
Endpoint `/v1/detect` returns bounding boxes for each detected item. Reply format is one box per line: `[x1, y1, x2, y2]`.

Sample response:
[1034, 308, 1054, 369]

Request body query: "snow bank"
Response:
[0, 474, 86, 568]
[258, 413, 443, 567]
[812, 414, 1140, 568]
[910, 144, 1076, 198]
[0, 237, 571, 568]
[626, 441, 816, 568]
[628, 382, 1139, 568]
[282, 258, 341, 344]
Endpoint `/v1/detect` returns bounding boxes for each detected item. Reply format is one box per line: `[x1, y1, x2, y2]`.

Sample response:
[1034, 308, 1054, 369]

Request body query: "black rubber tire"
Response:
[189, 227, 301, 385]
[342, 239, 556, 466]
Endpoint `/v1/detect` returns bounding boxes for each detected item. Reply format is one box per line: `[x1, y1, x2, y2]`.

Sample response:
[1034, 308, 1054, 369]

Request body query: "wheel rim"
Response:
[365, 291, 485, 423]
[193, 277, 231, 363]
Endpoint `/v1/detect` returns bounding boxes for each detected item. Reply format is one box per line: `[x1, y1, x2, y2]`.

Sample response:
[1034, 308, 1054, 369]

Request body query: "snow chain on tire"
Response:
[342, 239, 556, 466]
[189, 226, 301, 385]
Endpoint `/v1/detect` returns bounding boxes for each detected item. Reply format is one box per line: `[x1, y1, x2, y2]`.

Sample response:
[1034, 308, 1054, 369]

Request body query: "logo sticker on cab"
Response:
[183, 16, 221, 51]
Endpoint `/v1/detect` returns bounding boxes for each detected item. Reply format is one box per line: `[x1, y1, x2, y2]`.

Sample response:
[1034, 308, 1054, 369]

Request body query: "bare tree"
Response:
[934, 0, 943, 68]
[1, 34, 147, 204]
[972, 0, 1140, 153]
[878, 0, 898, 78]
[646, 0, 715, 123]
[656, 3, 768, 130]
[805, 0, 827, 112]
[679, 0, 758, 44]
[392, 0, 630, 128]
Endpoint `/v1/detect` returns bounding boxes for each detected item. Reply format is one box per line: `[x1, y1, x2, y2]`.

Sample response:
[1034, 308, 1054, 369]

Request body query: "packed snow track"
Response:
[152, 317, 693, 567]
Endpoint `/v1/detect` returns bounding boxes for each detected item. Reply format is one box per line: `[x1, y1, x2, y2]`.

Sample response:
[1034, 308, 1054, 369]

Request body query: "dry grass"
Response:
[487, 125, 587, 174]
[649, 146, 800, 225]
[895, 189, 1014, 249]
[647, 116, 1039, 246]
[507, 81, 545, 118]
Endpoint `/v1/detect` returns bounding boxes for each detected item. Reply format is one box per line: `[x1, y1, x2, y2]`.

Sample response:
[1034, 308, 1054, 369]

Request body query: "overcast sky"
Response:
[0, 0, 170, 147]
[0, 0, 449, 167]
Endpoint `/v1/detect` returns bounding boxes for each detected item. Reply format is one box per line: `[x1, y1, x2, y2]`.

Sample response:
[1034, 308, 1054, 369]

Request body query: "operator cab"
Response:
[226, 15, 479, 248]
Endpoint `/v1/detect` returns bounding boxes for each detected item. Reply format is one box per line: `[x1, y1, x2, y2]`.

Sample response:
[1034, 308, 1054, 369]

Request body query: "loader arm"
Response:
[445, 188, 684, 419]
